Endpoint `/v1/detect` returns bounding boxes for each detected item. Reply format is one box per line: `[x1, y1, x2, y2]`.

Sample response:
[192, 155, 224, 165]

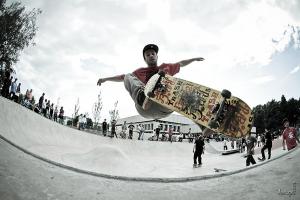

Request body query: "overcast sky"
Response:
[9, 0, 300, 121]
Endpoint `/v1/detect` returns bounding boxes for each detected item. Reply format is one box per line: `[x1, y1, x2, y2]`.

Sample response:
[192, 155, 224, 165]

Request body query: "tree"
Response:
[0, 0, 41, 72]
[253, 95, 300, 134]
[109, 100, 119, 123]
[72, 98, 80, 126]
[92, 91, 103, 128]
[279, 95, 288, 122]
[287, 98, 299, 126]
[86, 117, 93, 129]
[253, 105, 265, 134]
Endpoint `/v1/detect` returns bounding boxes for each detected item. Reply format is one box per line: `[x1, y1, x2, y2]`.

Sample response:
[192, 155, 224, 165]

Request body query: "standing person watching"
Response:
[282, 118, 299, 151]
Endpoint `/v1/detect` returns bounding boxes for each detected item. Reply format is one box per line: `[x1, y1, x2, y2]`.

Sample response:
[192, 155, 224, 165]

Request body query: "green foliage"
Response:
[109, 100, 119, 123]
[66, 120, 72, 126]
[0, 0, 41, 70]
[86, 118, 93, 129]
[253, 95, 300, 134]
[73, 115, 79, 126]
[92, 91, 103, 127]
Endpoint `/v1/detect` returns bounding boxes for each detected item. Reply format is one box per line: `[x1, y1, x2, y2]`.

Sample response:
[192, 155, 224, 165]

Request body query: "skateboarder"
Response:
[193, 135, 205, 167]
[97, 44, 204, 119]
[245, 134, 257, 166]
[259, 129, 272, 161]
[282, 118, 299, 151]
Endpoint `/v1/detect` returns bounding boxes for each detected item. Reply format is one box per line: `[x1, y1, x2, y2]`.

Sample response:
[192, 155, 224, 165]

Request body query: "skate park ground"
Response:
[0, 96, 299, 200]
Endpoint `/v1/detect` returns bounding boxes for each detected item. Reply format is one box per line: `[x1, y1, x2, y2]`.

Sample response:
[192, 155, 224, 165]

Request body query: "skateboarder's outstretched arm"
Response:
[177, 57, 205, 68]
[97, 74, 125, 86]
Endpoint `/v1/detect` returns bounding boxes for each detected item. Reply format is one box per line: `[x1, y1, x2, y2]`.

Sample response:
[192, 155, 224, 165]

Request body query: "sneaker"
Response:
[137, 89, 151, 110]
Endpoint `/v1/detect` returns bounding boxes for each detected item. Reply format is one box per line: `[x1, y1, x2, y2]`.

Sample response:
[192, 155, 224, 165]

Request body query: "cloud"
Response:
[9, 0, 300, 118]
[251, 75, 275, 85]
[290, 65, 300, 74]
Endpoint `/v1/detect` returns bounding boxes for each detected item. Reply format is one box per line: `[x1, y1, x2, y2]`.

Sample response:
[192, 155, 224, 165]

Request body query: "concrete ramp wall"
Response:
[1, 97, 290, 181]
[0, 97, 200, 179]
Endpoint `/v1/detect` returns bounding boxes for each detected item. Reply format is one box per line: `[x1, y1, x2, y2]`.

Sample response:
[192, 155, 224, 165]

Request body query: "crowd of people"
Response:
[0, 73, 65, 124]
[101, 120, 146, 140]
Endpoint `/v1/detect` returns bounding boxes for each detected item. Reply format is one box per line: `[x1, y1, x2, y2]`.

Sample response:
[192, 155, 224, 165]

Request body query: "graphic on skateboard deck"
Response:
[144, 71, 254, 138]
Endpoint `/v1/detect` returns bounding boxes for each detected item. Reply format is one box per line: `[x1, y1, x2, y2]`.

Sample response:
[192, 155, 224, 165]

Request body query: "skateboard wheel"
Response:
[158, 70, 166, 77]
[208, 120, 219, 129]
[147, 91, 155, 98]
[221, 89, 231, 99]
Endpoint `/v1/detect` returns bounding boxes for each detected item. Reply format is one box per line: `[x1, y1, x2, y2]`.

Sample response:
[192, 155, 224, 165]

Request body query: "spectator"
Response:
[111, 120, 117, 138]
[23, 89, 33, 109]
[78, 114, 83, 130]
[49, 103, 54, 119]
[83, 115, 87, 129]
[15, 82, 21, 102]
[282, 118, 299, 151]
[102, 119, 108, 136]
[1, 72, 12, 98]
[193, 135, 205, 167]
[155, 125, 161, 141]
[58, 107, 64, 124]
[168, 126, 173, 143]
[224, 139, 228, 150]
[246, 134, 257, 167]
[231, 139, 234, 149]
[42, 99, 47, 117]
[16, 82, 21, 94]
[46, 100, 50, 117]
[53, 106, 58, 122]
[188, 129, 193, 143]
[9, 78, 17, 100]
[138, 124, 145, 140]
[38, 93, 45, 110]
[237, 138, 242, 153]
[27, 89, 32, 102]
[241, 137, 246, 152]
[128, 124, 134, 139]
[120, 121, 127, 139]
[257, 134, 261, 147]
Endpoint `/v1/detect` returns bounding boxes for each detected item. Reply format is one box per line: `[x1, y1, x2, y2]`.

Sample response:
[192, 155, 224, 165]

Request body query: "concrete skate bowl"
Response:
[0, 97, 293, 182]
[0, 97, 201, 180]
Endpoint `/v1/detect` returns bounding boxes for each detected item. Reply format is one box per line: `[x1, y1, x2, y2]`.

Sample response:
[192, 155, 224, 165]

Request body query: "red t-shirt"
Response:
[133, 63, 180, 84]
[282, 127, 298, 150]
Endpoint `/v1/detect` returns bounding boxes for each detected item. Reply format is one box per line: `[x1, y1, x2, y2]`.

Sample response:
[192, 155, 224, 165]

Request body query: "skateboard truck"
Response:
[147, 70, 166, 98]
[208, 89, 231, 129]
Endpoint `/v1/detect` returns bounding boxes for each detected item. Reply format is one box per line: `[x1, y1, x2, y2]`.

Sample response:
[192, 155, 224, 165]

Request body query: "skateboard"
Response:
[222, 149, 240, 155]
[214, 168, 227, 172]
[144, 71, 254, 138]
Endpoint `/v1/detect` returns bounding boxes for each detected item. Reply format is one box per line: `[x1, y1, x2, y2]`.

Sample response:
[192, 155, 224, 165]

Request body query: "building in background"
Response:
[115, 114, 202, 138]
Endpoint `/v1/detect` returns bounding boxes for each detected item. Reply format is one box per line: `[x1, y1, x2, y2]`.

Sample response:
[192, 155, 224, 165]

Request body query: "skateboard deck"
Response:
[214, 168, 227, 172]
[144, 72, 253, 138]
